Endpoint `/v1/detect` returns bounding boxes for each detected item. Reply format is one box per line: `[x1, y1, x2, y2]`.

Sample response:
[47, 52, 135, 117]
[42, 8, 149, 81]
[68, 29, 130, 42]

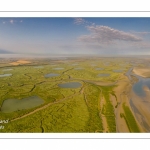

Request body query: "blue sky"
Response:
[0, 17, 150, 55]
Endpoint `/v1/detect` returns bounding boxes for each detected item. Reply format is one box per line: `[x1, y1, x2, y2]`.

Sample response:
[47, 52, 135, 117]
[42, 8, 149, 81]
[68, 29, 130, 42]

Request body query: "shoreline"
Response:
[133, 67, 150, 78]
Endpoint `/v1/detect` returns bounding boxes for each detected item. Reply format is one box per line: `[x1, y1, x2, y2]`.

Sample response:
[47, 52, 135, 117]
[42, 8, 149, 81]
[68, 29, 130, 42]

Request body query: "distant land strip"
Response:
[1, 11, 150, 12]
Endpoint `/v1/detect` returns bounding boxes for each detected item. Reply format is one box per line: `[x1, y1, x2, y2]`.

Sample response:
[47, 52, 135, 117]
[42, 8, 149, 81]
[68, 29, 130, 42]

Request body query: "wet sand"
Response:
[130, 89, 150, 132]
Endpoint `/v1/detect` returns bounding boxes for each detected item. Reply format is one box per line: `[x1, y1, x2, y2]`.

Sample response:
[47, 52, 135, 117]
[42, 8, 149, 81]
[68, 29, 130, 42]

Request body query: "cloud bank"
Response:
[79, 25, 142, 44]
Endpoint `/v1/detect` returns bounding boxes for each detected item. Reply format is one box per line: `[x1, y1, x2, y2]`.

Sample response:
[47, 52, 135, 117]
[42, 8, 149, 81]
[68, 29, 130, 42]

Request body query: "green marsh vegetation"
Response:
[0, 57, 142, 132]
[100, 86, 116, 132]
[122, 103, 140, 132]
[83, 83, 103, 132]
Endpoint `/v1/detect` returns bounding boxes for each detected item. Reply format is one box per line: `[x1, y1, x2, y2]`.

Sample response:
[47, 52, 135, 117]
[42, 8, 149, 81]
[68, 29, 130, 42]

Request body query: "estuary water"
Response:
[132, 77, 150, 97]
[126, 68, 150, 131]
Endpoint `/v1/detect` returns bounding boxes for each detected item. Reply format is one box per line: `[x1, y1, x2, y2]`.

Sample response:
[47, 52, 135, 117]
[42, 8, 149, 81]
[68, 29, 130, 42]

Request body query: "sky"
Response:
[0, 17, 150, 56]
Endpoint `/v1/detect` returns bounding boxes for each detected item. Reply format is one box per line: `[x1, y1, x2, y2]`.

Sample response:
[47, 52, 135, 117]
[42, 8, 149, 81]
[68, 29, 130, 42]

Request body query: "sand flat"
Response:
[133, 67, 150, 77]
[10, 60, 31, 65]
[113, 75, 131, 132]
[130, 90, 148, 132]
[116, 93, 130, 132]
[114, 75, 144, 132]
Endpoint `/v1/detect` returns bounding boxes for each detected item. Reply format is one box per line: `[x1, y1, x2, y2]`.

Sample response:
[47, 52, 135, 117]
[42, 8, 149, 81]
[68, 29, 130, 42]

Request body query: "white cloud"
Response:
[131, 31, 150, 35]
[74, 18, 94, 26]
[79, 25, 142, 44]
[74, 18, 85, 25]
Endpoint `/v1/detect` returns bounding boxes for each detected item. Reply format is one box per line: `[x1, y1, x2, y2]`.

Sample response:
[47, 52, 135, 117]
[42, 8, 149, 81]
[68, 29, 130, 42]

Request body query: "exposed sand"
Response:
[133, 67, 150, 78]
[114, 76, 131, 104]
[143, 85, 150, 92]
[110, 94, 126, 132]
[10, 60, 31, 65]
[115, 90, 130, 132]
[101, 115, 109, 132]
[113, 74, 131, 132]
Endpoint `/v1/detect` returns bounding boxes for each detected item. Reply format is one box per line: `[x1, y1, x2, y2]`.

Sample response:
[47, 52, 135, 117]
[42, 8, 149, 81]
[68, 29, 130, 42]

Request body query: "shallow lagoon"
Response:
[58, 82, 82, 88]
[0, 74, 12, 77]
[127, 68, 150, 97]
[3, 69, 13, 71]
[132, 77, 150, 97]
[95, 68, 104, 70]
[98, 73, 110, 77]
[1, 96, 44, 113]
[45, 73, 60, 78]
[53, 68, 64, 70]
[113, 69, 123, 73]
